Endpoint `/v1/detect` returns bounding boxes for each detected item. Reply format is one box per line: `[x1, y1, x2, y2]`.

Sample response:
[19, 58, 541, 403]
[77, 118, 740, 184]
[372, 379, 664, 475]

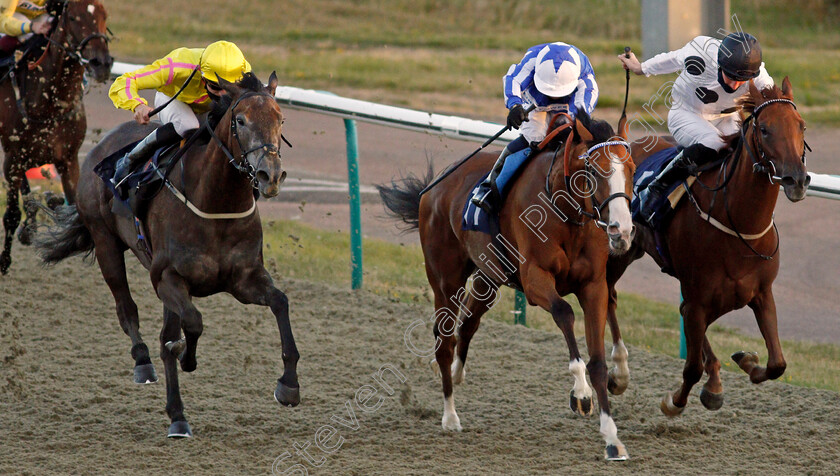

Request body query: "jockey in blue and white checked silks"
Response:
[471, 42, 599, 213]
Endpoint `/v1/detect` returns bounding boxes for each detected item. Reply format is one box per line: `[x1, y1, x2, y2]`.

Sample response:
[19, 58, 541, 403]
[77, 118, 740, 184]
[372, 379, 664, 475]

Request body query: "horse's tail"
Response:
[375, 163, 435, 231]
[34, 205, 95, 264]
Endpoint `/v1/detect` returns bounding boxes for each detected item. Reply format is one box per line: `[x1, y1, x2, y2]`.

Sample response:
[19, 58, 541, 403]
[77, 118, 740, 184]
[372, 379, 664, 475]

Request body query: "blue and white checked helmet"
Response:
[533, 43, 581, 98]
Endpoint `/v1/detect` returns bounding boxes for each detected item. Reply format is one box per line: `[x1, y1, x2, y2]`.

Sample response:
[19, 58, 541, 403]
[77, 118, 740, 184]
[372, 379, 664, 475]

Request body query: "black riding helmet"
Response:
[718, 32, 762, 81]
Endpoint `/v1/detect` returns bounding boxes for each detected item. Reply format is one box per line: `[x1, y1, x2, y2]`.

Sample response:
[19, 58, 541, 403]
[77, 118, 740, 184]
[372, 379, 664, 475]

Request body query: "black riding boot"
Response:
[112, 123, 181, 199]
[639, 143, 716, 223]
[470, 135, 529, 213]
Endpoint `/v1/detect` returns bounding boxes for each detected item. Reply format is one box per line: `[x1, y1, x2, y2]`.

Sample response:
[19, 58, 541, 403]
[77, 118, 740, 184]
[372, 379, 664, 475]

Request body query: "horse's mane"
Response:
[721, 83, 787, 149]
[575, 111, 615, 144]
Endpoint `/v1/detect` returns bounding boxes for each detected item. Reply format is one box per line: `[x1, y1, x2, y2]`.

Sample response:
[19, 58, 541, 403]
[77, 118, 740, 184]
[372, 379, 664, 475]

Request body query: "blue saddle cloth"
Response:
[461, 148, 531, 234]
[630, 146, 684, 230]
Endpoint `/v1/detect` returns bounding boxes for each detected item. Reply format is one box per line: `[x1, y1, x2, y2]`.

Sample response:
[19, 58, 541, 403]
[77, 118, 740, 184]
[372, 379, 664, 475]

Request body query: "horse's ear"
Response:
[781, 76, 794, 99]
[217, 75, 240, 97]
[266, 71, 278, 97]
[574, 118, 593, 142]
[617, 113, 628, 140]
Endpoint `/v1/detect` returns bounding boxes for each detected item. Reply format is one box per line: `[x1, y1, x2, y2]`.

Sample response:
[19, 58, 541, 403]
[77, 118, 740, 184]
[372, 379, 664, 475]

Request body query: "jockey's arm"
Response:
[571, 52, 599, 116]
[108, 51, 182, 113]
[503, 44, 543, 109]
[0, 0, 31, 36]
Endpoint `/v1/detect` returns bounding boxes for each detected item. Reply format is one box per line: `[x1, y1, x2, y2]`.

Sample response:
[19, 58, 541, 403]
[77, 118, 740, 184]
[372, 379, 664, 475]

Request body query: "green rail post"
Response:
[344, 118, 363, 290]
[679, 293, 686, 359]
[514, 290, 527, 326]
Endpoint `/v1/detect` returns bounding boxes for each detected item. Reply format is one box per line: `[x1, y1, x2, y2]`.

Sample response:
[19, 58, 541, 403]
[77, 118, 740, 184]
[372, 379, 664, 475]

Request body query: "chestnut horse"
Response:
[36, 73, 297, 438]
[379, 112, 636, 460]
[0, 0, 113, 274]
[606, 78, 809, 416]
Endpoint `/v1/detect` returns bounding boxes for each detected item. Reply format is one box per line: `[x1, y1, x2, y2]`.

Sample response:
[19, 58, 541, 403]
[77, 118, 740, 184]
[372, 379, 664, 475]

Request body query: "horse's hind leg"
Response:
[732, 288, 786, 383]
[699, 336, 724, 410]
[160, 306, 191, 438]
[661, 301, 707, 417]
[93, 232, 157, 383]
[230, 268, 300, 407]
[1, 182, 22, 274]
[449, 271, 498, 385]
[604, 247, 642, 396]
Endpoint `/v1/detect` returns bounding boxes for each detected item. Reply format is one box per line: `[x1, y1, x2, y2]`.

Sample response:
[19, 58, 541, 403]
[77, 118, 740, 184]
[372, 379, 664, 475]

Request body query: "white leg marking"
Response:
[451, 355, 465, 385]
[569, 358, 592, 399]
[611, 339, 630, 380]
[441, 395, 462, 431]
[599, 412, 620, 445]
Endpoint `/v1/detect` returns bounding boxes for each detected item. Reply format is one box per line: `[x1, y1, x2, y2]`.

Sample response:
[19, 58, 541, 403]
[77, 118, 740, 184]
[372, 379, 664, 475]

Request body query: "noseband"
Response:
[742, 98, 810, 184]
[206, 91, 283, 188]
[577, 140, 632, 228]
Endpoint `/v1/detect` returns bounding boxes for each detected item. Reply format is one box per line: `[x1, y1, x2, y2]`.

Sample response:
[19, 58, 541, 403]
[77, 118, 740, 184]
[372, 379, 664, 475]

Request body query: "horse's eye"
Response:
[759, 125, 768, 136]
[236, 116, 246, 126]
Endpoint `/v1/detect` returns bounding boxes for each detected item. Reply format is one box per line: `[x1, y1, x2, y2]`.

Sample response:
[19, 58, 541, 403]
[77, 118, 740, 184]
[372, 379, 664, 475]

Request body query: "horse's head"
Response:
[49, 0, 113, 82]
[569, 113, 636, 254]
[216, 71, 287, 198]
[742, 77, 809, 202]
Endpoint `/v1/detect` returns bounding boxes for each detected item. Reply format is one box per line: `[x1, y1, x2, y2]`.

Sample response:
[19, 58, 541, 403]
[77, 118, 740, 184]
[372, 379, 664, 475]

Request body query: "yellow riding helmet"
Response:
[199, 41, 252, 84]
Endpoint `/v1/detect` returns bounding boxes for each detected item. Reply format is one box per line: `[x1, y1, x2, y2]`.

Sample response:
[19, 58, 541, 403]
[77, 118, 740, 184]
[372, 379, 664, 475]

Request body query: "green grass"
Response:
[264, 220, 840, 392]
[103, 0, 840, 124]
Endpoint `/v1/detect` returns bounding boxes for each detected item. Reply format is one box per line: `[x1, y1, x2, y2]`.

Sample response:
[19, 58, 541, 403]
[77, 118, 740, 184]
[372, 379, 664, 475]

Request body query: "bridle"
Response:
[544, 116, 631, 230]
[205, 91, 283, 188]
[28, 0, 111, 71]
[742, 98, 810, 184]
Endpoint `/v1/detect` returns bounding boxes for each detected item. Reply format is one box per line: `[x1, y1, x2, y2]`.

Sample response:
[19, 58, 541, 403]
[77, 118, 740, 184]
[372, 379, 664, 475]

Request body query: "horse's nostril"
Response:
[256, 171, 269, 183]
[781, 177, 795, 187]
[89, 58, 101, 66]
[805, 175, 812, 186]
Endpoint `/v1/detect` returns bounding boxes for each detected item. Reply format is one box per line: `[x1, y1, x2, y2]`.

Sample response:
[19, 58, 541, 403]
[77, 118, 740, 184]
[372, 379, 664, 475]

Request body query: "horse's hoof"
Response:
[660, 392, 686, 417]
[167, 420, 192, 438]
[274, 380, 300, 407]
[569, 390, 593, 417]
[605, 443, 629, 461]
[608, 369, 629, 396]
[179, 355, 197, 373]
[441, 412, 462, 432]
[133, 363, 158, 384]
[17, 225, 35, 246]
[700, 387, 724, 411]
[731, 351, 759, 366]
[165, 339, 186, 358]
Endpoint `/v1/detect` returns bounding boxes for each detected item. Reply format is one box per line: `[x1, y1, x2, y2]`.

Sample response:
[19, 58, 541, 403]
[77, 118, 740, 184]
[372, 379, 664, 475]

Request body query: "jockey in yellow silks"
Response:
[108, 40, 251, 194]
[0, 0, 52, 52]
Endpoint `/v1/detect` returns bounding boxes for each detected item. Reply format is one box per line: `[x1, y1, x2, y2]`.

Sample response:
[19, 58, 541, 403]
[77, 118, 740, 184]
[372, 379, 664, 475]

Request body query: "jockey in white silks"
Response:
[618, 32, 774, 222]
[471, 41, 599, 213]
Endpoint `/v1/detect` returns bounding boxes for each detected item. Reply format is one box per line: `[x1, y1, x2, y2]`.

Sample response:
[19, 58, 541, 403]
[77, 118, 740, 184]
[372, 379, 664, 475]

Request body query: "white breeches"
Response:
[155, 91, 199, 137]
[668, 108, 740, 151]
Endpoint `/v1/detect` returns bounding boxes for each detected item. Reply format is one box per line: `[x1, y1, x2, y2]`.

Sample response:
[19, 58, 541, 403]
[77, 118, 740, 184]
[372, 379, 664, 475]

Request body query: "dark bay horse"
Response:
[35, 72, 297, 438]
[379, 113, 637, 460]
[606, 78, 809, 416]
[0, 0, 113, 274]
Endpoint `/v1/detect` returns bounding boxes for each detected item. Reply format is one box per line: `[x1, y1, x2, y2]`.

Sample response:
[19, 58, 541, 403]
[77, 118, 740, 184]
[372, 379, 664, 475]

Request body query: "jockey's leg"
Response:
[470, 135, 528, 213]
[113, 93, 197, 195]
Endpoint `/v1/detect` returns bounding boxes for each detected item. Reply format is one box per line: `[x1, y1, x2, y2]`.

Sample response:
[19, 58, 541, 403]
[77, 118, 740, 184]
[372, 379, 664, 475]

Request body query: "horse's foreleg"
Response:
[662, 300, 706, 416]
[579, 280, 628, 461]
[733, 289, 786, 383]
[156, 270, 203, 374]
[606, 285, 629, 396]
[160, 306, 191, 438]
[699, 336, 724, 410]
[1, 185, 21, 274]
[18, 191, 39, 246]
[231, 268, 299, 407]
[521, 265, 592, 417]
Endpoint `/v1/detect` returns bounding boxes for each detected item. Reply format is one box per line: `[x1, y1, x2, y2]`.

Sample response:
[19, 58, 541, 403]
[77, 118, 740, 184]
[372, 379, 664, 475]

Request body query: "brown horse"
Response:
[35, 72, 297, 438]
[0, 0, 112, 274]
[606, 78, 809, 416]
[379, 112, 637, 460]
